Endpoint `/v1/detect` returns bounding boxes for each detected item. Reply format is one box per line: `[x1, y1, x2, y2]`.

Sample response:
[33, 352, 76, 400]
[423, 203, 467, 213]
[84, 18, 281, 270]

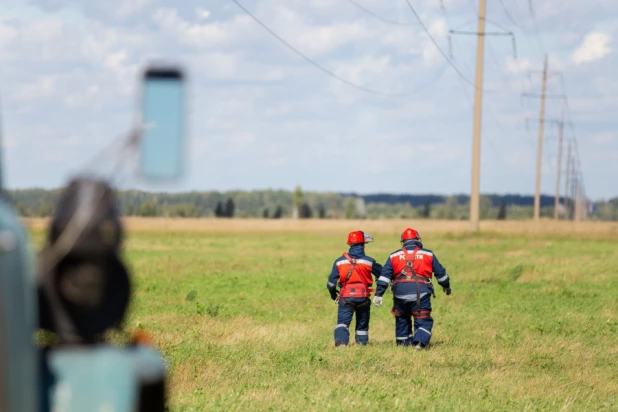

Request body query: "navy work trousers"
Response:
[392, 294, 433, 346]
[334, 297, 370, 345]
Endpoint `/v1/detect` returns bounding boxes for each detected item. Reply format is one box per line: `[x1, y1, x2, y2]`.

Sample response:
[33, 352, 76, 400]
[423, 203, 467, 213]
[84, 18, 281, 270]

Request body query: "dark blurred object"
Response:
[37, 177, 166, 412]
[38, 177, 130, 344]
[1, 62, 185, 411]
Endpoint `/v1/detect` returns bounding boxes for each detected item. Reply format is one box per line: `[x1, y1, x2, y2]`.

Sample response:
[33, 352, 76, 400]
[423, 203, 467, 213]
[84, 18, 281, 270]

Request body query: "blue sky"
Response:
[1, 0, 617, 200]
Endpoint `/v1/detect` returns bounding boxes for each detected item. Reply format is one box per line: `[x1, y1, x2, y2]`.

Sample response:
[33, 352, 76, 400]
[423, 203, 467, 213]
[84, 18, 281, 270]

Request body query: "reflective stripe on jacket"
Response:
[337, 253, 374, 298]
[390, 247, 434, 283]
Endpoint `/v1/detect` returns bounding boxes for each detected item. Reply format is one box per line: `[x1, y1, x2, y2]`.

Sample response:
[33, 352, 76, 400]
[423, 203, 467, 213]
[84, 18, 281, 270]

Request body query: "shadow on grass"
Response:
[338, 339, 447, 350]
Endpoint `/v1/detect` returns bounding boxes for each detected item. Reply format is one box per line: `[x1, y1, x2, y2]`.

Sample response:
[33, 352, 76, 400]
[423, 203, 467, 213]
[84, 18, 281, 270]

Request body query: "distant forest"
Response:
[5, 187, 618, 221]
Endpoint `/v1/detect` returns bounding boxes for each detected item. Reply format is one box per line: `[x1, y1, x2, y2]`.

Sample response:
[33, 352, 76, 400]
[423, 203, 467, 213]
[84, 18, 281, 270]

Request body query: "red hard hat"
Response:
[347, 231, 374, 245]
[401, 228, 421, 242]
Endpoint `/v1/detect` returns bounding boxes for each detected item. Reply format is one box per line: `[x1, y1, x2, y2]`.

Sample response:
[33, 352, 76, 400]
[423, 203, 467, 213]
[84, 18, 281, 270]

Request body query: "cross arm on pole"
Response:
[522, 93, 567, 99]
[450, 30, 513, 36]
[529, 70, 563, 78]
[449, 24, 517, 59]
[525, 117, 562, 130]
[525, 117, 562, 125]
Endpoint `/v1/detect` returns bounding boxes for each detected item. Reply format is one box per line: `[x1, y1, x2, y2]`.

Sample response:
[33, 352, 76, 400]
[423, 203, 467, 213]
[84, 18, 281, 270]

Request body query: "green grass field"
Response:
[29, 219, 618, 411]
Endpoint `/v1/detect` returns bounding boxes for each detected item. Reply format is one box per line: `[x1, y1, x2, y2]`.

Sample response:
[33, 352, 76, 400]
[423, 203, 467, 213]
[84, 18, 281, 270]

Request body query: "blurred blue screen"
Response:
[141, 75, 184, 180]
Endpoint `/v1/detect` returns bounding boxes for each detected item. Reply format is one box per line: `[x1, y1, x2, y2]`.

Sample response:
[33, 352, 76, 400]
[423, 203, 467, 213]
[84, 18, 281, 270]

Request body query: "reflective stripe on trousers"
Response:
[334, 298, 370, 345]
[393, 295, 433, 346]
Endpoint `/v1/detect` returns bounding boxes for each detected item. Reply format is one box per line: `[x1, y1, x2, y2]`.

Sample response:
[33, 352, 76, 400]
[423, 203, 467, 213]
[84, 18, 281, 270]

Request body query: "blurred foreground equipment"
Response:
[0, 198, 38, 412]
[0, 64, 186, 412]
[38, 178, 166, 412]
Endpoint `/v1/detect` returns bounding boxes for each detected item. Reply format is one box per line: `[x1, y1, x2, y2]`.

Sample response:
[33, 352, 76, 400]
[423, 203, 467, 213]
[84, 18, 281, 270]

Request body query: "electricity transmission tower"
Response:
[522, 57, 569, 221]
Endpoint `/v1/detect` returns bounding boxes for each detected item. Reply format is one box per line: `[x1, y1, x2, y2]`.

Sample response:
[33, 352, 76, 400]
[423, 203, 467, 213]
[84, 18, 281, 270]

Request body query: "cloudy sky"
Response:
[1, 0, 616, 200]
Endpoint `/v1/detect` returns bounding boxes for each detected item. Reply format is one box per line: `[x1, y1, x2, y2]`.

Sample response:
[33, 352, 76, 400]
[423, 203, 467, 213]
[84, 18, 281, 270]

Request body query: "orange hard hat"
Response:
[347, 231, 374, 245]
[401, 228, 421, 243]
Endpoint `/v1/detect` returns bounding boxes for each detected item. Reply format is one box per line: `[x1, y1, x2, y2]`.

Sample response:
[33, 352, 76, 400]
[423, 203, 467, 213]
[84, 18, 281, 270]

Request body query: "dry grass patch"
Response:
[22, 217, 618, 239]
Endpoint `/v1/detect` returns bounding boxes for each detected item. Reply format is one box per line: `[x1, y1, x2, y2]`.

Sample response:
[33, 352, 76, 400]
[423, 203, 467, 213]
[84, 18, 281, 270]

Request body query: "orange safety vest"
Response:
[390, 247, 434, 284]
[390, 247, 435, 318]
[336, 253, 374, 298]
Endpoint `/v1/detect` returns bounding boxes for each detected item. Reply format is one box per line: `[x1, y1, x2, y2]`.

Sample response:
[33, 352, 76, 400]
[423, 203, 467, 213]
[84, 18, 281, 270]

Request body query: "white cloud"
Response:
[0, 18, 18, 50]
[196, 8, 211, 20]
[593, 132, 615, 144]
[419, 18, 448, 64]
[505, 57, 532, 75]
[572, 32, 611, 64]
[332, 55, 392, 85]
[294, 21, 374, 56]
[114, 0, 152, 20]
[1, 0, 617, 199]
[152, 8, 253, 51]
[12, 76, 57, 101]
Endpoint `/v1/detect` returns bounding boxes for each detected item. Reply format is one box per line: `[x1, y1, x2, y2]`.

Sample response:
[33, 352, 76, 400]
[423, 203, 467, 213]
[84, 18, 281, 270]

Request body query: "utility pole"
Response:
[448, 0, 515, 231]
[553, 116, 564, 220]
[534, 54, 548, 221]
[524, 62, 569, 221]
[574, 169, 581, 222]
[469, 0, 487, 232]
[564, 141, 571, 220]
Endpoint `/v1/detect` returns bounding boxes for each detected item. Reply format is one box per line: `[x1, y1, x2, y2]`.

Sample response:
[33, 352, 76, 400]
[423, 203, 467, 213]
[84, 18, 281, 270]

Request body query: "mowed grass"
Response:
[26, 219, 618, 411]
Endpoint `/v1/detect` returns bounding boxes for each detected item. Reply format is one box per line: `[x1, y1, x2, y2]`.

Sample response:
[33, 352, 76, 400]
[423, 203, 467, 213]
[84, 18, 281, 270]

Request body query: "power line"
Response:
[231, 0, 447, 97]
[497, 0, 521, 27]
[438, 0, 514, 162]
[443, 0, 542, 174]
[437, 1, 474, 78]
[485, 42, 514, 91]
[345, 0, 415, 26]
[402, 0, 490, 92]
[526, 0, 547, 60]
[453, 0, 536, 152]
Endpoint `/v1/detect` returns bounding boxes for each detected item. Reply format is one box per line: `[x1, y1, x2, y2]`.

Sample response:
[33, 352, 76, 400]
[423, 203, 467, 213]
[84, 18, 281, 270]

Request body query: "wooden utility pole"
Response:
[553, 116, 564, 220]
[574, 170, 581, 222]
[564, 141, 571, 220]
[470, 0, 487, 232]
[534, 54, 548, 221]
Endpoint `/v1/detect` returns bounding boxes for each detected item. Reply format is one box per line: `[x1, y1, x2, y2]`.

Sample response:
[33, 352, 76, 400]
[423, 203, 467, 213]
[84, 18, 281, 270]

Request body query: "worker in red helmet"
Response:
[373, 228, 452, 349]
[326, 231, 383, 346]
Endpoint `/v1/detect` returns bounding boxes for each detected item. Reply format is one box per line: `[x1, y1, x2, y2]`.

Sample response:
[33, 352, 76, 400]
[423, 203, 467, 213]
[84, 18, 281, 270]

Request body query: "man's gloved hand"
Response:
[330, 289, 338, 301]
[443, 287, 452, 296]
[373, 296, 383, 307]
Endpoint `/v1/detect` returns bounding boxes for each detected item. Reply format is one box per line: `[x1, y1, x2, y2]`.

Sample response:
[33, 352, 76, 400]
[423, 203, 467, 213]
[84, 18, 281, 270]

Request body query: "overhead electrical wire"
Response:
[491, 0, 547, 76]
[471, 0, 565, 169]
[444, 0, 536, 156]
[463, 0, 529, 97]
[516, 0, 585, 186]
[437, 3, 514, 164]
[526, 0, 547, 61]
[499, 0, 545, 70]
[402, 0, 495, 93]
[230, 0, 449, 97]
[497, 0, 521, 27]
[345, 0, 415, 26]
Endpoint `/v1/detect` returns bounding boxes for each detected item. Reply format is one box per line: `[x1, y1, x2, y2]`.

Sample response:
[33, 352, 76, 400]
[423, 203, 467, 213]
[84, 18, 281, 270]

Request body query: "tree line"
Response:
[6, 187, 617, 221]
